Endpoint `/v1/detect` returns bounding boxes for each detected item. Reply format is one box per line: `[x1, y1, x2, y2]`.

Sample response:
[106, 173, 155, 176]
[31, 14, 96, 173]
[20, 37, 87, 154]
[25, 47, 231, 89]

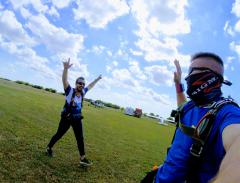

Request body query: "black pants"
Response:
[48, 115, 85, 156]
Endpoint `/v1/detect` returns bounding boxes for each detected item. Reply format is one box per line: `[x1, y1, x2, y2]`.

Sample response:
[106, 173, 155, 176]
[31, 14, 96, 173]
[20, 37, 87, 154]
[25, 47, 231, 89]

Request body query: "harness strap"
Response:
[184, 98, 239, 183]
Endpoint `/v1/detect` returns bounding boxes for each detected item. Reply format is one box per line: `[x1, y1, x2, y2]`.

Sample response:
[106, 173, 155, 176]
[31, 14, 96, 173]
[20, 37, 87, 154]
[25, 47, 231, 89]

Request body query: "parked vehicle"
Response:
[91, 100, 104, 108]
[134, 108, 142, 118]
[124, 107, 142, 118]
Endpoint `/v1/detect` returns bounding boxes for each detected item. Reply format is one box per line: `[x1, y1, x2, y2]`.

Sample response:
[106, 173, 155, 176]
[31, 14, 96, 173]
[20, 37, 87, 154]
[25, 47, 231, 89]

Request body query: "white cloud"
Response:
[128, 60, 147, 80]
[112, 68, 140, 88]
[135, 36, 179, 62]
[26, 14, 84, 60]
[0, 10, 35, 46]
[234, 20, 240, 32]
[105, 60, 118, 73]
[19, 7, 31, 18]
[230, 41, 240, 57]
[113, 60, 118, 66]
[51, 0, 72, 9]
[108, 67, 172, 106]
[107, 50, 113, 57]
[130, 0, 190, 36]
[144, 65, 173, 86]
[73, 0, 130, 28]
[232, 0, 240, 17]
[224, 21, 235, 36]
[95, 75, 174, 113]
[47, 6, 60, 18]
[9, 0, 48, 13]
[129, 48, 143, 56]
[0, 38, 56, 79]
[9, 0, 61, 17]
[91, 45, 105, 54]
[69, 64, 89, 81]
[225, 56, 235, 70]
[106, 65, 112, 73]
[130, 0, 190, 64]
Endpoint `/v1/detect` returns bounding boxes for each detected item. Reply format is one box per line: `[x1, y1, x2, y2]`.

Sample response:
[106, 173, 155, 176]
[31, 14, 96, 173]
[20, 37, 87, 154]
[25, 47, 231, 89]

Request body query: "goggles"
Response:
[185, 67, 232, 86]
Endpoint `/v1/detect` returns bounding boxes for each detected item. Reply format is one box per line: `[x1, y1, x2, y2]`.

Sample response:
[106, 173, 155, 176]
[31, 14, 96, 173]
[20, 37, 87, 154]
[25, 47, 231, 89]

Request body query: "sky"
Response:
[1, 0, 240, 118]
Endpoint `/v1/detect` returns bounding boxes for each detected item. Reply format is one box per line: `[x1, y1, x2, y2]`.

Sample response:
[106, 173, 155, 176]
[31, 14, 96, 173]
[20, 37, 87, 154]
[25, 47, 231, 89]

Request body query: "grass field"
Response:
[0, 79, 175, 183]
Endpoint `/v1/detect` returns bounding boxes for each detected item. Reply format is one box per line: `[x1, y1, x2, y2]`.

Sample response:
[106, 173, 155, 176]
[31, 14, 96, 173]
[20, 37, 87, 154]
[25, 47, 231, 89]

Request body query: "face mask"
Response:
[186, 71, 222, 106]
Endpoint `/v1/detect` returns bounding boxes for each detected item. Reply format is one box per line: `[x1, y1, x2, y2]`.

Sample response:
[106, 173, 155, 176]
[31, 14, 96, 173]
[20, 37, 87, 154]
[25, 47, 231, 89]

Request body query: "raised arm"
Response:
[210, 124, 240, 183]
[174, 59, 187, 107]
[86, 75, 102, 90]
[62, 58, 73, 90]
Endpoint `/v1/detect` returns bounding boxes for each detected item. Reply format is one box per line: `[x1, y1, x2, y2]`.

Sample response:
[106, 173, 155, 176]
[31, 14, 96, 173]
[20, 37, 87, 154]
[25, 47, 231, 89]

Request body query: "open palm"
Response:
[173, 59, 182, 83]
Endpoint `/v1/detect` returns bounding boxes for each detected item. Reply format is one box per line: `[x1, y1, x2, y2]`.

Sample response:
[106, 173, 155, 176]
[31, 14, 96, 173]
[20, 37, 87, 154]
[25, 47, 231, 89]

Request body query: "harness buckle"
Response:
[190, 143, 203, 157]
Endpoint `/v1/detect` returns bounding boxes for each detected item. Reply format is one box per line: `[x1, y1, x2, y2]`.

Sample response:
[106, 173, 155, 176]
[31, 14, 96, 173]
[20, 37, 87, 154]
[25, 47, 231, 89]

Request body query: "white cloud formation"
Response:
[47, 6, 60, 18]
[107, 50, 113, 57]
[51, 0, 72, 9]
[106, 65, 112, 73]
[113, 60, 118, 66]
[230, 41, 240, 57]
[234, 20, 240, 32]
[19, 7, 31, 18]
[0, 36, 56, 79]
[9, 0, 62, 17]
[26, 14, 84, 60]
[73, 0, 130, 28]
[144, 65, 173, 86]
[112, 68, 140, 88]
[225, 56, 235, 70]
[91, 45, 106, 55]
[232, 0, 240, 17]
[130, 0, 190, 64]
[0, 10, 35, 46]
[130, 0, 190, 36]
[135, 36, 179, 61]
[9, 0, 48, 13]
[224, 21, 235, 36]
[105, 60, 118, 73]
[128, 60, 147, 80]
[129, 48, 143, 56]
[97, 74, 173, 110]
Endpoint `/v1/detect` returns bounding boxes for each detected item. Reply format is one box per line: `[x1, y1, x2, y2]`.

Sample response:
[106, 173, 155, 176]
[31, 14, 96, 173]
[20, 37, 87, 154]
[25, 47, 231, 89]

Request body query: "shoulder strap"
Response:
[190, 97, 239, 157]
[70, 89, 76, 106]
[167, 101, 195, 153]
[185, 98, 239, 183]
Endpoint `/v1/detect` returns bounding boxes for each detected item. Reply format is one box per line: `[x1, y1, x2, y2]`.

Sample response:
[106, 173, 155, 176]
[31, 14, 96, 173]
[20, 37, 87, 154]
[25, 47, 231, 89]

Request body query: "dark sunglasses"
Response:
[77, 82, 85, 86]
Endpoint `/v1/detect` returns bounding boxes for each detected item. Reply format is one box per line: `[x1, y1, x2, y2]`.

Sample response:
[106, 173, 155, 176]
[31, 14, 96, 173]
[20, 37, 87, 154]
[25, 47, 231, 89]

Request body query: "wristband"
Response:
[175, 83, 184, 93]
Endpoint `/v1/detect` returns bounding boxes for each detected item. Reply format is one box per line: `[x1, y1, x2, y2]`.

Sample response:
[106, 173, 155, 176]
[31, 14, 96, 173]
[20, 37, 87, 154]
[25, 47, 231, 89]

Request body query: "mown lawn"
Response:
[0, 79, 175, 183]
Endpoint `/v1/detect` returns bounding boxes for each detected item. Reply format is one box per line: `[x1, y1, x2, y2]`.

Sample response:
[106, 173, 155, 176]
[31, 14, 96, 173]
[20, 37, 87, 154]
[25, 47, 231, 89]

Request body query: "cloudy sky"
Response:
[1, 0, 240, 118]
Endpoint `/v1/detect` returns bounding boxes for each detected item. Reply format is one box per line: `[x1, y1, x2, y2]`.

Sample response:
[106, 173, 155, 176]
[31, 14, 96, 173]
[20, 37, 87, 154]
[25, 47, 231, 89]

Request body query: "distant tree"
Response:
[24, 82, 30, 86]
[0, 77, 11, 81]
[15, 80, 30, 85]
[16, 80, 24, 84]
[95, 100, 103, 103]
[45, 88, 56, 93]
[84, 98, 92, 102]
[32, 85, 43, 89]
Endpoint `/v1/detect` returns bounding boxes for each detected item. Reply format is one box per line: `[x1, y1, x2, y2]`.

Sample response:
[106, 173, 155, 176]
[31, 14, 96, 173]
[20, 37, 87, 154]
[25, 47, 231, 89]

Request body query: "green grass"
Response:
[0, 79, 175, 183]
